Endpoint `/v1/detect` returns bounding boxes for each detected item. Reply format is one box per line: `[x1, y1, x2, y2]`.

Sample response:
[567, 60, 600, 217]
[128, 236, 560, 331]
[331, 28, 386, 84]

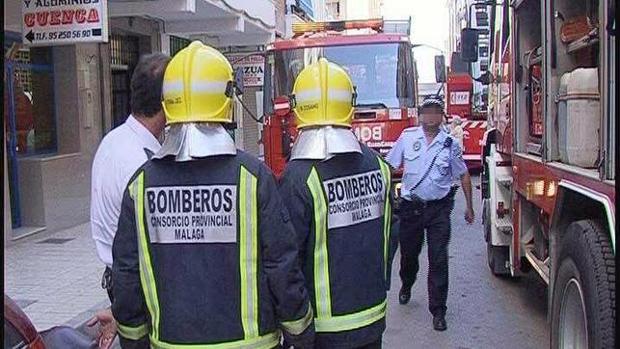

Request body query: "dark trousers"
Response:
[355, 336, 382, 349]
[398, 197, 452, 317]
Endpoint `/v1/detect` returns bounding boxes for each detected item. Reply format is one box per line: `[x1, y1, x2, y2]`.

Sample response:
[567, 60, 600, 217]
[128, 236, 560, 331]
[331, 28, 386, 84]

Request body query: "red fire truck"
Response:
[261, 19, 418, 178]
[445, 58, 486, 169]
[466, 0, 615, 347]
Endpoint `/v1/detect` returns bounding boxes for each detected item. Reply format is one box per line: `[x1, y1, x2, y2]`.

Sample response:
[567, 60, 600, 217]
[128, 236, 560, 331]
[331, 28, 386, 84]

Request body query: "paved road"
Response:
[384, 174, 549, 349]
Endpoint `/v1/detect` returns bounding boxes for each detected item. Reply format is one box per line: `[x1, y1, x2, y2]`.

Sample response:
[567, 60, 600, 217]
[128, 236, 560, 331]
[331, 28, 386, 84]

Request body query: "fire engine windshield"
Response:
[270, 43, 416, 109]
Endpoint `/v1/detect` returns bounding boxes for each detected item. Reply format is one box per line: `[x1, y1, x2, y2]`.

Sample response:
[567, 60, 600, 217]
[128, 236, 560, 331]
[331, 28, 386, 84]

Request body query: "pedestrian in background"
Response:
[111, 41, 314, 349]
[278, 58, 398, 349]
[89, 53, 170, 347]
[386, 98, 474, 331]
[449, 115, 465, 150]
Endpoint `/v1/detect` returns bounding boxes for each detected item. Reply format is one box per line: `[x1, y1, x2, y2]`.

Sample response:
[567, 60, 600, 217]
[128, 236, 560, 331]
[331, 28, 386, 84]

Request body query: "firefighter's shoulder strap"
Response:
[410, 137, 453, 193]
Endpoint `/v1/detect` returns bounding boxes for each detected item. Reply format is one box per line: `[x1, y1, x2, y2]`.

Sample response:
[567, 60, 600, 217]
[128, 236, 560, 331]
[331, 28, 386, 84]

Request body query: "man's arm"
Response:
[90, 156, 119, 268]
[450, 141, 475, 224]
[278, 167, 312, 263]
[386, 132, 406, 170]
[460, 171, 475, 223]
[379, 158, 400, 290]
[259, 166, 314, 348]
[112, 181, 150, 349]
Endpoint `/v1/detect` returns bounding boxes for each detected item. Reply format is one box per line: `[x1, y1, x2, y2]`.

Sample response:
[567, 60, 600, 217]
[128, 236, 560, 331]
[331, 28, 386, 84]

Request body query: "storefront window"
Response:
[4, 44, 57, 155]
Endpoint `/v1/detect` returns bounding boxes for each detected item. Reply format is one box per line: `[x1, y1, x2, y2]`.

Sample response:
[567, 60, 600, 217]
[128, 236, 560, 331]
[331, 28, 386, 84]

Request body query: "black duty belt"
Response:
[400, 185, 458, 212]
[402, 194, 449, 208]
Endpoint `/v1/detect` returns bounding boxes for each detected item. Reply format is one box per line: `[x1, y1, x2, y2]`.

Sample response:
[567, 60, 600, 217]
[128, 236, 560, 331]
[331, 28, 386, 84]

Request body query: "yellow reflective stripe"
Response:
[117, 322, 148, 341]
[378, 159, 392, 280]
[315, 299, 387, 333]
[239, 167, 259, 338]
[130, 172, 161, 341]
[250, 172, 259, 338]
[281, 304, 314, 336]
[149, 331, 280, 349]
[306, 168, 332, 319]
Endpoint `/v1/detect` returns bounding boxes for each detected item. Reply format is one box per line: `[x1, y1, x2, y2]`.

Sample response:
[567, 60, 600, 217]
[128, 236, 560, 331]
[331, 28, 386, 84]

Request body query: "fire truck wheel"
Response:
[482, 199, 490, 242]
[551, 220, 615, 349]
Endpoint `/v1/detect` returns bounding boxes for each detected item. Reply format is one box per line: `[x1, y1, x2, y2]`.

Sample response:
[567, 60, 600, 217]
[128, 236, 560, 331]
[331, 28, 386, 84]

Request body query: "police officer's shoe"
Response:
[398, 287, 411, 305]
[433, 315, 447, 331]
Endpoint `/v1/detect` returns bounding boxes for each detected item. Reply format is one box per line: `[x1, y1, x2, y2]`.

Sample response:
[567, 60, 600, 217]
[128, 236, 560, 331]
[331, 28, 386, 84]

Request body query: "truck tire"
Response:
[551, 220, 615, 349]
[483, 199, 510, 275]
[483, 199, 491, 242]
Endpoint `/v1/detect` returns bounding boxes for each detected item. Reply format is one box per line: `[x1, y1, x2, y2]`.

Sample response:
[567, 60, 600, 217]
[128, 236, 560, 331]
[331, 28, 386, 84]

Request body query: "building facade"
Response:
[325, 0, 383, 20]
[4, 0, 276, 244]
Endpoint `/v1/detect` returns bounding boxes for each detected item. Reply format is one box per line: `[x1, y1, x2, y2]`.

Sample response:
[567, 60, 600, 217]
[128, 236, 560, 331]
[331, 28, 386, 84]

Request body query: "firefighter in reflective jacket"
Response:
[111, 41, 314, 349]
[278, 58, 397, 349]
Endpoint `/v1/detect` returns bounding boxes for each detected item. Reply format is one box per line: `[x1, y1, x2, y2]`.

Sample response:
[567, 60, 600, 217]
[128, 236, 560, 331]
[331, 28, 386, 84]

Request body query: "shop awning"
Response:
[108, 0, 275, 46]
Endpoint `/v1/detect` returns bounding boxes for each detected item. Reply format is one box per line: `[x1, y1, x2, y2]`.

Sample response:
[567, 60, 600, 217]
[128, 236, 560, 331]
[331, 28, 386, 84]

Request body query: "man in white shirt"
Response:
[88, 53, 169, 348]
[90, 53, 170, 300]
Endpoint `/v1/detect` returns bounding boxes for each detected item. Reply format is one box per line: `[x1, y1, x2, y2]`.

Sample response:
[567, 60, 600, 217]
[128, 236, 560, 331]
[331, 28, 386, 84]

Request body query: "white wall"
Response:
[4, 0, 22, 33]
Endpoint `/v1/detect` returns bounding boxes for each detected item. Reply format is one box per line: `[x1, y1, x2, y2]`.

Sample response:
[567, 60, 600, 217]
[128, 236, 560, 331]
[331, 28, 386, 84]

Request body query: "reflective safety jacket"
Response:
[278, 144, 397, 349]
[111, 151, 314, 349]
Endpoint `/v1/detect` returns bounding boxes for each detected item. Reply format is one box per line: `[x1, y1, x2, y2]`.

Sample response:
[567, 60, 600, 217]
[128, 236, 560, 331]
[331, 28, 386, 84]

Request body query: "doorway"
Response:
[109, 34, 140, 128]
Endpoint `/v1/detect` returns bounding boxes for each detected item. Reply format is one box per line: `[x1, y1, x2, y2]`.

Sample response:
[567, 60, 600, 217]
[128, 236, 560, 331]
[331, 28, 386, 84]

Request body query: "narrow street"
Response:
[384, 174, 549, 348]
[4, 0, 614, 347]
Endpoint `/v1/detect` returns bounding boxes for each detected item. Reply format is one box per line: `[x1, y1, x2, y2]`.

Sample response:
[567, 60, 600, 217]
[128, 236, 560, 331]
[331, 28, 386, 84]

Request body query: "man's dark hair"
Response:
[130, 53, 170, 117]
[418, 98, 445, 114]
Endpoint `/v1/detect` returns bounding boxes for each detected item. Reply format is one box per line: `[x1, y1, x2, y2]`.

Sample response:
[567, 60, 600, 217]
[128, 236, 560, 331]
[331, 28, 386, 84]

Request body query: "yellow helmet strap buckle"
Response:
[288, 94, 298, 109]
[225, 80, 241, 98]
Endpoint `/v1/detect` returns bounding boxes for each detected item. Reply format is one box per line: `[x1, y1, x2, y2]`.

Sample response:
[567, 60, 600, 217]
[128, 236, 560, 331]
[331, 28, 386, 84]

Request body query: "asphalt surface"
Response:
[383, 174, 549, 349]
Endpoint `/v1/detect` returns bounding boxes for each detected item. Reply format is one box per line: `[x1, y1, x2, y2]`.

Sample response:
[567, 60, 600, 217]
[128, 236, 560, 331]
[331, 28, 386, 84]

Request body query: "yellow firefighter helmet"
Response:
[162, 41, 234, 124]
[292, 58, 356, 129]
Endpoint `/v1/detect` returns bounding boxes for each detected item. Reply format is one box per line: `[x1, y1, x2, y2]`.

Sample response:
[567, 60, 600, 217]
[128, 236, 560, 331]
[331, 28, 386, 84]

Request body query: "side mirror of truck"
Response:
[460, 28, 479, 62]
[434, 55, 447, 83]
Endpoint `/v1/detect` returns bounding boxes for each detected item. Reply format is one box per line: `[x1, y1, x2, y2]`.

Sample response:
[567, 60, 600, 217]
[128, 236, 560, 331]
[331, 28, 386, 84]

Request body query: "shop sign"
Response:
[226, 53, 265, 87]
[22, 0, 109, 46]
[449, 91, 470, 105]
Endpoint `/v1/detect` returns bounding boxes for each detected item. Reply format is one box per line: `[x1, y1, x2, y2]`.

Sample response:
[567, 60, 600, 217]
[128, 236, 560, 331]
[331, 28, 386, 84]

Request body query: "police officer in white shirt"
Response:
[90, 53, 170, 302]
[386, 98, 474, 332]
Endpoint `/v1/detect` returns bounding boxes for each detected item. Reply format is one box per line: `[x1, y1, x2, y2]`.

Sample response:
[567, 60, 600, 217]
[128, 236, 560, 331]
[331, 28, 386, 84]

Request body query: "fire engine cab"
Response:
[261, 18, 418, 178]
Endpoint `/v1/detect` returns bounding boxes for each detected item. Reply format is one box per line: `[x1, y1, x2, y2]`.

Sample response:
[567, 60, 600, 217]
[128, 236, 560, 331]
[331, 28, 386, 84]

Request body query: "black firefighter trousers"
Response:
[398, 196, 453, 317]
